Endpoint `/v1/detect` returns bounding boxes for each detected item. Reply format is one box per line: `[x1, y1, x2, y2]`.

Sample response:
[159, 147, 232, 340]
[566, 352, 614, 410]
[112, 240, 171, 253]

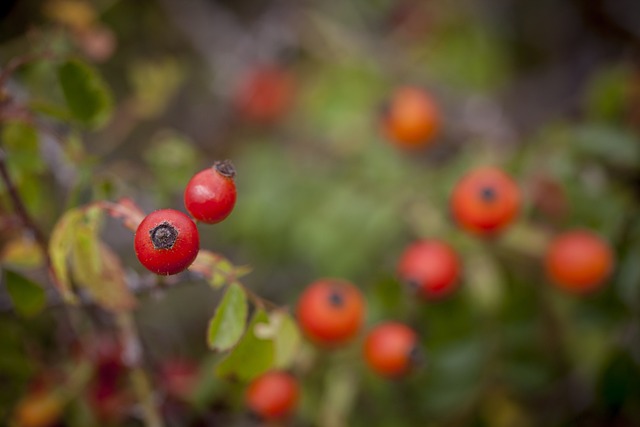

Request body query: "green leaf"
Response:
[4, 270, 46, 317]
[1, 121, 45, 179]
[210, 257, 235, 289]
[128, 57, 185, 119]
[618, 245, 640, 306]
[573, 125, 640, 169]
[207, 283, 248, 352]
[598, 351, 640, 409]
[1, 236, 45, 269]
[28, 100, 73, 121]
[301, 63, 386, 147]
[70, 207, 103, 287]
[320, 363, 359, 427]
[585, 65, 631, 122]
[48, 208, 84, 303]
[424, 336, 488, 412]
[273, 312, 301, 369]
[0, 322, 35, 399]
[216, 309, 274, 382]
[419, 25, 510, 93]
[249, 311, 301, 369]
[502, 359, 553, 393]
[57, 58, 113, 127]
[463, 250, 504, 314]
[143, 130, 199, 195]
[189, 355, 227, 410]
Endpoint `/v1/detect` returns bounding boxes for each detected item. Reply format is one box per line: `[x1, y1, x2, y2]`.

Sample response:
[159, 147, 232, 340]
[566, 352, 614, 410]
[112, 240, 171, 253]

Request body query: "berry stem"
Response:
[240, 283, 280, 311]
[214, 159, 236, 178]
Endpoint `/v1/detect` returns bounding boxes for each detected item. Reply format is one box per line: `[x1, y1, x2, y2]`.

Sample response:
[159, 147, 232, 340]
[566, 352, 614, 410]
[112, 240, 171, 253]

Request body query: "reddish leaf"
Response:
[48, 203, 136, 310]
[70, 206, 135, 311]
[92, 244, 136, 311]
[96, 198, 145, 232]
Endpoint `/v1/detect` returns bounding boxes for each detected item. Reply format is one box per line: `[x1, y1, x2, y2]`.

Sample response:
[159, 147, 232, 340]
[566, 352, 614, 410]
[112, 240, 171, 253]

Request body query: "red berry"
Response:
[134, 209, 199, 275]
[296, 278, 365, 347]
[159, 358, 199, 401]
[397, 240, 460, 299]
[89, 383, 129, 425]
[544, 230, 614, 293]
[184, 160, 237, 224]
[245, 371, 299, 421]
[364, 322, 420, 378]
[89, 335, 125, 389]
[450, 167, 520, 235]
[235, 65, 296, 124]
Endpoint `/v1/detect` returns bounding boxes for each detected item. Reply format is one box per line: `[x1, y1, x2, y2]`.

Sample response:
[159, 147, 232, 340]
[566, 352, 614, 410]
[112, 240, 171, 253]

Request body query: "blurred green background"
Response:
[1, 0, 640, 426]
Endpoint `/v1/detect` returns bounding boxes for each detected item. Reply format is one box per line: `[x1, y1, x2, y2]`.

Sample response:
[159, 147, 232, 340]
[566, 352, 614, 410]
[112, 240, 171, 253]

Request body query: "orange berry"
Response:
[382, 86, 440, 149]
[14, 392, 63, 427]
[545, 230, 613, 293]
[296, 278, 365, 346]
[450, 167, 520, 235]
[245, 371, 299, 420]
[397, 239, 461, 299]
[364, 322, 419, 378]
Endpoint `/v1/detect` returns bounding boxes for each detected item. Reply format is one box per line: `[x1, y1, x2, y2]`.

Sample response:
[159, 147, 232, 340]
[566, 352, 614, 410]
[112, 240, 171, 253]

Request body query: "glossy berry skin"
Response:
[545, 230, 613, 293]
[184, 160, 237, 224]
[134, 209, 199, 275]
[397, 240, 460, 299]
[296, 278, 365, 346]
[245, 371, 299, 421]
[235, 65, 295, 124]
[364, 322, 419, 378]
[451, 167, 520, 235]
[382, 86, 440, 149]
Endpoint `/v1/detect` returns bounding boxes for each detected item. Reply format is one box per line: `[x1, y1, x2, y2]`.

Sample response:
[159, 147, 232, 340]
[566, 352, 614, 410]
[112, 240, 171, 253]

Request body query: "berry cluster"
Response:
[134, 160, 237, 275]
[127, 87, 615, 425]
[241, 87, 615, 422]
[382, 86, 614, 296]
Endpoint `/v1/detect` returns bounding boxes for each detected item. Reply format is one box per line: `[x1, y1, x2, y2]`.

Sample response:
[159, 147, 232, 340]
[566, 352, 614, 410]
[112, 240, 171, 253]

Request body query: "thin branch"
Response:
[0, 52, 55, 89]
[116, 312, 165, 427]
[0, 148, 84, 346]
[0, 55, 37, 89]
[241, 283, 280, 311]
[0, 147, 50, 264]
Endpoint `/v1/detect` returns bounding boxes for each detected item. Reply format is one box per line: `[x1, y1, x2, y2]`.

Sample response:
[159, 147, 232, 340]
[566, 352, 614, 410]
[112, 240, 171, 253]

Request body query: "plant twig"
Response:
[116, 312, 165, 427]
[0, 147, 50, 264]
[241, 283, 280, 311]
[0, 52, 55, 89]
